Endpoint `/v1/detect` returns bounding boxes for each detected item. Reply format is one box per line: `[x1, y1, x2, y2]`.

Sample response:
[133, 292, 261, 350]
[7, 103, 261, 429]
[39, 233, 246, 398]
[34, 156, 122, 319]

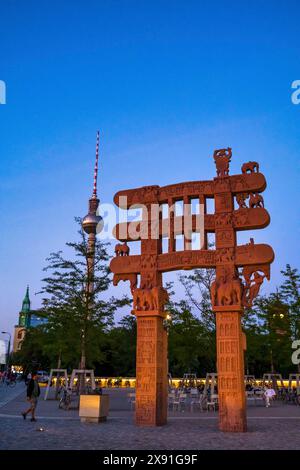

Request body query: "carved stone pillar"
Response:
[134, 310, 168, 426]
[213, 178, 247, 432]
[215, 306, 247, 432]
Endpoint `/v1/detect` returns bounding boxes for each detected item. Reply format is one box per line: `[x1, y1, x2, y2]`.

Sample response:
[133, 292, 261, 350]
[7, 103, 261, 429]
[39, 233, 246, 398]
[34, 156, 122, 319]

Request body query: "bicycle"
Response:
[58, 386, 72, 410]
[0, 378, 16, 388]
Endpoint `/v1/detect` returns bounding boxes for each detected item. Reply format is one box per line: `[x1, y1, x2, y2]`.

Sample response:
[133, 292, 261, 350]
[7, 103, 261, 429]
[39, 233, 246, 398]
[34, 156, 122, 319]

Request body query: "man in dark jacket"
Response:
[22, 372, 40, 422]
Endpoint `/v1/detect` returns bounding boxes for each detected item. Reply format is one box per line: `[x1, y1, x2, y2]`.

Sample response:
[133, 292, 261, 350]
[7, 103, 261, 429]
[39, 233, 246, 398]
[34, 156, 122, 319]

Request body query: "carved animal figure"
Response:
[151, 287, 169, 310]
[133, 288, 154, 310]
[211, 276, 243, 307]
[133, 288, 145, 310]
[236, 192, 249, 209]
[113, 273, 137, 294]
[213, 147, 232, 177]
[249, 193, 264, 208]
[114, 242, 130, 257]
[133, 287, 169, 311]
[247, 272, 265, 306]
[210, 280, 217, 306]
[241, 161, 259, 174]
[217, 278, 242, 306]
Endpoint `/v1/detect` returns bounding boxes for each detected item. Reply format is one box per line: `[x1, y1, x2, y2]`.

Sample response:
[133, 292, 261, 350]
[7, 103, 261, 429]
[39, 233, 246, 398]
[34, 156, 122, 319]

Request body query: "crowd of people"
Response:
[0, 369, 18, 386]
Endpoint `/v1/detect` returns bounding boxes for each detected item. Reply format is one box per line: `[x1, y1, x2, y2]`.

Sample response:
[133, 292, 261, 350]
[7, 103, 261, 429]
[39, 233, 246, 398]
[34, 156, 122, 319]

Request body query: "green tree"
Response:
[178, 268, 215, 331]
[253, 293, 292, 375]
[102, 315, 137, 376]
[168, 300, 216, 377]
[40, 220, 129, 371]
[280, 264, 300, 341]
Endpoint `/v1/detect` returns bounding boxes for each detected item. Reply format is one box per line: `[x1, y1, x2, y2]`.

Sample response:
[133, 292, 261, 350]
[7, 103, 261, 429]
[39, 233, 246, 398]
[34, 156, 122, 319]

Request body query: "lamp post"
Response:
[163, 312, 172, 387]
[1, 332, 11, 372]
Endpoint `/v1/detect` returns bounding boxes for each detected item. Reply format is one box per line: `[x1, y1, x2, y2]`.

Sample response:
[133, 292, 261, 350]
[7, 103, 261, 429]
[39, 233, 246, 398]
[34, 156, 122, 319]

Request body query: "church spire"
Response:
[21, 285, 30, 313]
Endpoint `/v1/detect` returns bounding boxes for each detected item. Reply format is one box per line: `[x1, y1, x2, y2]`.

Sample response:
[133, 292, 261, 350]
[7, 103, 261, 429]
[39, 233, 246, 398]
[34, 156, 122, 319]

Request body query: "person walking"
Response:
[22, 372, 40, 422]
[264, 386, 276, 407]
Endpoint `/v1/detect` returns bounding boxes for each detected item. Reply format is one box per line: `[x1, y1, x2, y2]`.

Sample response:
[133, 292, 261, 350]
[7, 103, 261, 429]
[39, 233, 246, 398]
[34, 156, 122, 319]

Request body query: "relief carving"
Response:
[216, 248, 235, 263]
[215, 213, 232, 227]
[232, 209, 249, 226]
[211, 274, 243, 307]
[133, 287, 169, 311]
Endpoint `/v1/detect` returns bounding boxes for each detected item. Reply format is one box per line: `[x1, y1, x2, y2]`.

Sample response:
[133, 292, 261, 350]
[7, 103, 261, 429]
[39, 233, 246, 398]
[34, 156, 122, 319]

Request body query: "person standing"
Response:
[22, 372, 40, 422]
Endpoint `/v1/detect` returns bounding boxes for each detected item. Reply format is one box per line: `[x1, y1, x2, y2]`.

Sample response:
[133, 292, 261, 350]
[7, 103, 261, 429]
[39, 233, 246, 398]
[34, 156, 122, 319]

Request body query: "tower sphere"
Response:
[82, 213, 103, 234]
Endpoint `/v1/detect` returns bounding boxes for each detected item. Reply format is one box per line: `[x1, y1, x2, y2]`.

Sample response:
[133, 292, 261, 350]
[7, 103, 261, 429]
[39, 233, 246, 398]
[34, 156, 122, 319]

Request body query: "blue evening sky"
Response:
[0, 0, 299, 335]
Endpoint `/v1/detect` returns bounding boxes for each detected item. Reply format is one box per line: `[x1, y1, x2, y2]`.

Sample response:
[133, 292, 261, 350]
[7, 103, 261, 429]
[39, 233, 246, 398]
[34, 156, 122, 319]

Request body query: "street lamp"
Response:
[1, 332, 11, 372]
[163, 313, 172, 387]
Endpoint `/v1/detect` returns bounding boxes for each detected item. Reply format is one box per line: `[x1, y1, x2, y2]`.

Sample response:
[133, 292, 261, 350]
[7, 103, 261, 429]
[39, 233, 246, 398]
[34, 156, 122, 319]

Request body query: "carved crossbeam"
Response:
[114, 208, 270, 241]
[110, 243, 274, 274]
[113, 173, 266, 208]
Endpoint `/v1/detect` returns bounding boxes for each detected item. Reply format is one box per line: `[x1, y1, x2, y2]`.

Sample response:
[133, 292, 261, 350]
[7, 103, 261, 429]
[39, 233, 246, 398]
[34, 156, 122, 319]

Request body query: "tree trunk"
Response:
[55, 352, 62, 400]
[78, 331, 86, 394]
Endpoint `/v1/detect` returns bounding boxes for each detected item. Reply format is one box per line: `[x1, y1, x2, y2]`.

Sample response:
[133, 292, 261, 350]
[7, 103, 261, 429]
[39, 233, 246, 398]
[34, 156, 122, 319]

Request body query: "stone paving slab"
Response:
[1, 415, 300, 450]
[0, 382, 26, 408]
[1, 387, 300, 450]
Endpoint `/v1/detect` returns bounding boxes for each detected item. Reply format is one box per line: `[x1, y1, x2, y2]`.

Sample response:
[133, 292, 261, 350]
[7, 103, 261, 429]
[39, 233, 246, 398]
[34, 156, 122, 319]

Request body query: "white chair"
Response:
[173, 393, 187, 411]
[191, 393, 205, 412]
[168, 393, 175, 409]
[207, 394, 218, 412]
[127, 392, 136, 410]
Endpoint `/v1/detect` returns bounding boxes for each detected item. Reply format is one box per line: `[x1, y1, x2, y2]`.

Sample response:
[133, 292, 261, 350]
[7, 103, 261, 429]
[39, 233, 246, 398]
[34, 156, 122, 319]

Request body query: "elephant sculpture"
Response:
[241, 161, 259, 174]
[133, 287, 169, 311]
[151, 287, 169, 310]
[211, 276, 243, 307]
[115, 242, 130, 257]
[133, 288, 153, 310]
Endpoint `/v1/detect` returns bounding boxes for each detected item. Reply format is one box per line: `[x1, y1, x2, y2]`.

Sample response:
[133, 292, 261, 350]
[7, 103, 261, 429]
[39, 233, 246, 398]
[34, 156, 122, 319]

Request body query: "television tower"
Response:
[82, 131, 103, 292]
[80, 131, 103, 370]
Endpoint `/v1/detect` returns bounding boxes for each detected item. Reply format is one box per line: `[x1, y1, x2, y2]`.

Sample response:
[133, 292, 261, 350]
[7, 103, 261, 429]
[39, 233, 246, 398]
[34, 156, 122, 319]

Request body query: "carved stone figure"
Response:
[113, 273, 137, 294]
[151, 287, 169, 310]
[249, 193, 264, 208]
[236, 193, 249, 209]
[233, 209, 249, 226]
[216, 248, 235, 263]
[115, 242, 130, 256]
[215, 213, 232, 226]
[211, 275, 243, 307]
[241, 161, 259, 174]
[213, 148, 232, 177]
[242, 271, 265, 307]
[133, 287, 169, 311]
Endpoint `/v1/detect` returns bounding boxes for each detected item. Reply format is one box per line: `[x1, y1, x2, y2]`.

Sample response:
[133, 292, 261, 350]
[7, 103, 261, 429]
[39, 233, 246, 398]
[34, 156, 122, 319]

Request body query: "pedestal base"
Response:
[79, 394, 109, 424]
[80, 416, 107, 423]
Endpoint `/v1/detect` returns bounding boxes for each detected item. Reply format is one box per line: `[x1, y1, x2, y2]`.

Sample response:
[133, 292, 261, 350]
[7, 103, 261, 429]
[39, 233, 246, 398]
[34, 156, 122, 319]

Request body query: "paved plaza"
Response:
[1, 384, 300, 450]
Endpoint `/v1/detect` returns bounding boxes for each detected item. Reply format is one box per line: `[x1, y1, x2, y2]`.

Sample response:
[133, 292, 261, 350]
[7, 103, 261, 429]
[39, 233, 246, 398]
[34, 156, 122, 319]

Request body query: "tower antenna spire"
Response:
[92, 130, 100, 198]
